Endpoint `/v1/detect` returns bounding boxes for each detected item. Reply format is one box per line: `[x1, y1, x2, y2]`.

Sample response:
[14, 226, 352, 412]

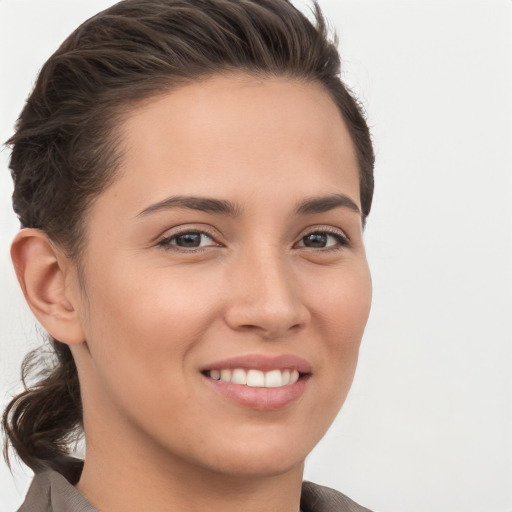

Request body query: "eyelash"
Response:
[156, 227, 350, 253]
[296, 228, 350, 252]
[157, 228, 219, 253]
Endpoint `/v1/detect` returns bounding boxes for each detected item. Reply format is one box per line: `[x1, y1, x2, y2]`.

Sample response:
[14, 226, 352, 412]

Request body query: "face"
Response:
[71, 74, 372, 478]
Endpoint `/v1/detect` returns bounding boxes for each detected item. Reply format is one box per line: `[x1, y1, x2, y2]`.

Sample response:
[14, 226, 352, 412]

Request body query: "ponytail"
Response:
[2, 337, 83, 482]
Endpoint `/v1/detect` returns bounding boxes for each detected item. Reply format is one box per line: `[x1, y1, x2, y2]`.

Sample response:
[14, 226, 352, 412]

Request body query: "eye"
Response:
[157, 230, 219, 251]
[295, 230, 349, 250]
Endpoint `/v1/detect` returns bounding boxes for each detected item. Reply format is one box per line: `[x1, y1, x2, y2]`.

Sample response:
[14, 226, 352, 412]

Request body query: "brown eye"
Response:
[296, 231, 348, 249]
[302, 233, 328, 248]
[158, 231, 219, 250]
[175, 233, 203, 247]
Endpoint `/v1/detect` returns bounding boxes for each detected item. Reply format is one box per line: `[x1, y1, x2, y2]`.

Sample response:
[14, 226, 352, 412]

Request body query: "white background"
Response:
[1, 1, 511, 511]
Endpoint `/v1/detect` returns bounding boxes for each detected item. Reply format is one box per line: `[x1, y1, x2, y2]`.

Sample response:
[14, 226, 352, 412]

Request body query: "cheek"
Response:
[311, 260, 372, 343]
[76, 267, 222, 427]
[84, 257, 218, 337]
[78, 261, 222, 390]
[308, 261, 372, 399]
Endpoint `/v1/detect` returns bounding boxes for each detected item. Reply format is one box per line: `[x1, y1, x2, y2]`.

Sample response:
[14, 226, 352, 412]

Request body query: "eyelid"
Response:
[299, 225, 350, 241]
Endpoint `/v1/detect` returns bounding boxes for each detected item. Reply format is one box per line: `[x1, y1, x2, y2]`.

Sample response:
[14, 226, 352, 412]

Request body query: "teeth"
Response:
[220, 369, 231, 382]
[247, 369, 265, 387]
[231, 368, 247, 385]
[265, 369, 282, 387]
[208, 368, 301, 387]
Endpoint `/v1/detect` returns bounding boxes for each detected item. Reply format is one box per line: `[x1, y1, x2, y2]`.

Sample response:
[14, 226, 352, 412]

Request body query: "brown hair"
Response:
[3, 0, 374, 477]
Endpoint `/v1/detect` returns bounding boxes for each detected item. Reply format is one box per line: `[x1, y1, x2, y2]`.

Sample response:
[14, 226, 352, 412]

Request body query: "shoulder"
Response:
[18, 472, 371, 512]
[17, 471, 52, 512]
[17, 470, 96, 512]
[301, 481, 374, 512]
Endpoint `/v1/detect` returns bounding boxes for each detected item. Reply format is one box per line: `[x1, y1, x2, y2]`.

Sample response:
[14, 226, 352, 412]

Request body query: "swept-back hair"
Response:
[3, 0, 374, 477]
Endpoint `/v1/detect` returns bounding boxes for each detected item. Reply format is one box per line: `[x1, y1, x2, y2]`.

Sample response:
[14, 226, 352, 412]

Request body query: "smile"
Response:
[204, 368, 300, 388]
[201, 354, 311, 410]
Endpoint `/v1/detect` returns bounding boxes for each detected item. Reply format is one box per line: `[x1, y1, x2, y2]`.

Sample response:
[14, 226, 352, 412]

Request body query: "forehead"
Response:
[93, 74, 361, 219]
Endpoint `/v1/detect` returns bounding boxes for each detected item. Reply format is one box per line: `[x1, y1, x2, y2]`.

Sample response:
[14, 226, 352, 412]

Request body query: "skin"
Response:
[13, 74, 372, 512]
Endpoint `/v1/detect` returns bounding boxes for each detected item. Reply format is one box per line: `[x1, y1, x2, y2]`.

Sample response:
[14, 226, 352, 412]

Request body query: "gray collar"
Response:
[18, 470, 372, 512]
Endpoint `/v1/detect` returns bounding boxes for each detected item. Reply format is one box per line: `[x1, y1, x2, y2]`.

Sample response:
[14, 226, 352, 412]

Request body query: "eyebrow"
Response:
[136, 193, 360, 218]
[295, 194, 361, 216]
[137, 195, 241, 217]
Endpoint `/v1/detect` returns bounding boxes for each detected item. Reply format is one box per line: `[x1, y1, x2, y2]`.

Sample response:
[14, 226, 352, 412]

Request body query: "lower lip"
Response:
[202, 375, 309, 411]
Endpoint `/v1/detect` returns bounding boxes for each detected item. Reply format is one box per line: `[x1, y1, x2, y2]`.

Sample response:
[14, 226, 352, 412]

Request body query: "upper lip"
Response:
[202, 354, 312, 374]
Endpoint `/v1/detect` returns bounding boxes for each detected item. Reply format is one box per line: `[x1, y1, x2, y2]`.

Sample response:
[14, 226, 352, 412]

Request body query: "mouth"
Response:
[200, 355, 311, 410]
[202, 368, 301, 388]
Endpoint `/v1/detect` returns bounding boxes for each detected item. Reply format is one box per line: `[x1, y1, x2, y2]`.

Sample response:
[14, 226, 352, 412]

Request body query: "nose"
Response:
[223, 249, 310, 339]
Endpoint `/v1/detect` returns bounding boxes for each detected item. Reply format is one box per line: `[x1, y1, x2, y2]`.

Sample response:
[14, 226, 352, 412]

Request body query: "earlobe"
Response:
[11, 229, 85, 345]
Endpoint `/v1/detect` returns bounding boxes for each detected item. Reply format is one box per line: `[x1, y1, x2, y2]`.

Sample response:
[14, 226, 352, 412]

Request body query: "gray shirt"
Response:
[17, 470, 373, 512]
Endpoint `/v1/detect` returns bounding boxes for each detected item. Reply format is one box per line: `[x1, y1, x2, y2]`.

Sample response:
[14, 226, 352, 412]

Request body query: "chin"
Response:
[209, 450, 306, 479]
[192, 427, 317, 478]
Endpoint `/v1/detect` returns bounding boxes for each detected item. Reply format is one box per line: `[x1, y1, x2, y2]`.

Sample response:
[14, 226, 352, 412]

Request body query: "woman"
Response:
[2, 0, 375, 510]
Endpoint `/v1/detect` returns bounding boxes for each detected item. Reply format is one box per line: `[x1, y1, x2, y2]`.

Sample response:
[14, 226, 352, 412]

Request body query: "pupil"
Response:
[176, 233, 201, 247]
[304, 233, 327, 248]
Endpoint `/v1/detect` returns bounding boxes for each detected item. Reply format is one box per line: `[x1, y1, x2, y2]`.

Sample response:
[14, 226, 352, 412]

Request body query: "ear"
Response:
[11, 228, 85, 345]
